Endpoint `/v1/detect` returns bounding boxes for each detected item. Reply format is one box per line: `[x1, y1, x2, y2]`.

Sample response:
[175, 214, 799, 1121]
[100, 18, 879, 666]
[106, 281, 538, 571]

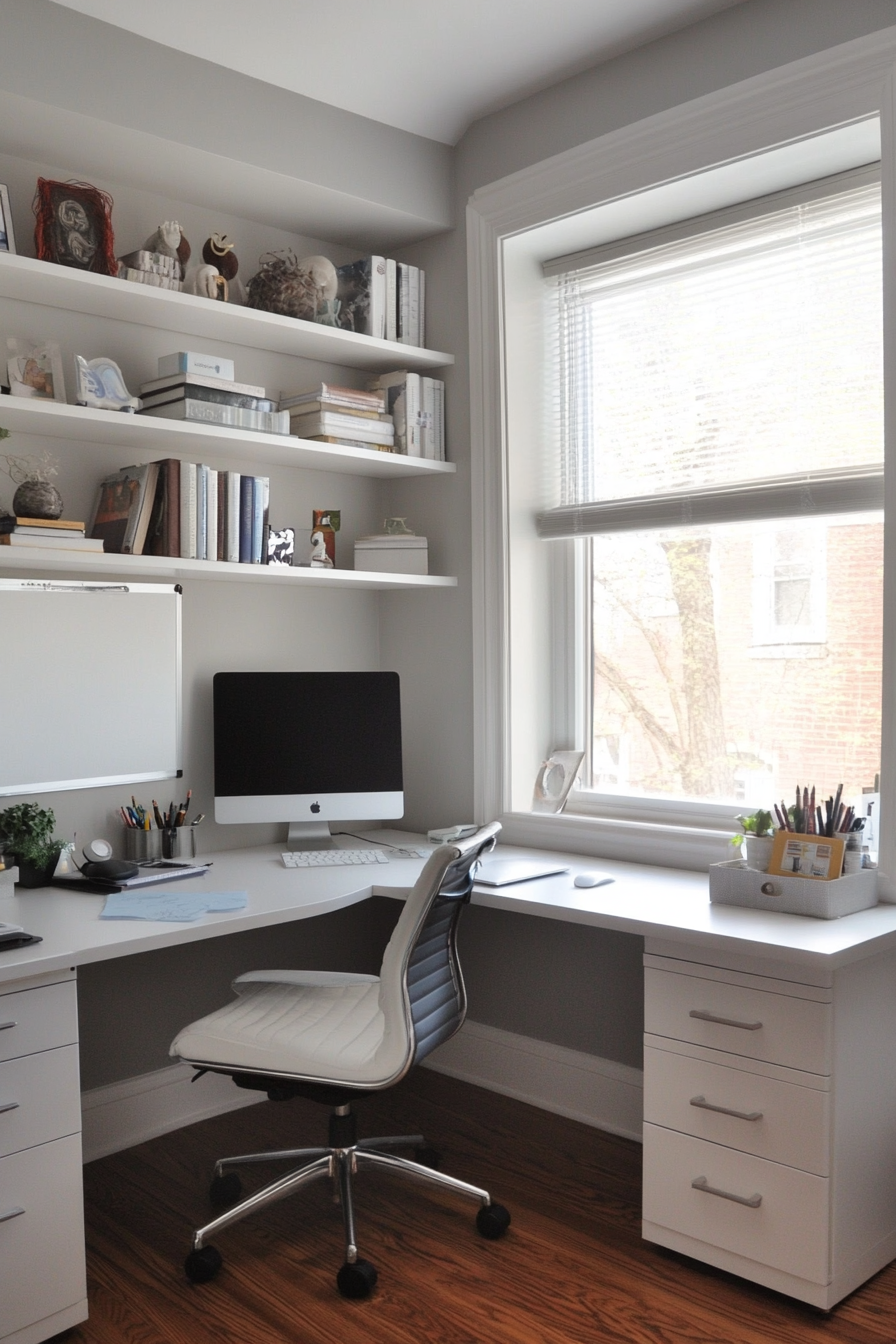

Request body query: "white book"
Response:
[226, 471, 241, 563]
[140, 372, 267, 398]
[142, 399, 290, 435]
[196, 464, 208, 561]
[206, 468, 219, 562]
[398, 263, 411, 344]
[405, 371, 422, 456]
[385, 259, 397, 342]
[408, 266, 420, 348]
[421, 377, 436, 459]
[418, 269, 426, 349]
[433, 379, 445, 460]
[180, 461, 197, 560]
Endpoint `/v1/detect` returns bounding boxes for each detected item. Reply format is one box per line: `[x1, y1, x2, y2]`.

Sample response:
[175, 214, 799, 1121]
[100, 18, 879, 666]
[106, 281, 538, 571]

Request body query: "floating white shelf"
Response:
[0, 252, 454, 373]
[0, 547, 457, 589]
[0, 397, 455, 478]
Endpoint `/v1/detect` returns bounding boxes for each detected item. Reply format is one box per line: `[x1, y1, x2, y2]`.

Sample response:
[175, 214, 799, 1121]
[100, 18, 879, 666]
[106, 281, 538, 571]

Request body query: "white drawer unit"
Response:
[642, 944, 896, 1309]
[0, 972, 87, 1344]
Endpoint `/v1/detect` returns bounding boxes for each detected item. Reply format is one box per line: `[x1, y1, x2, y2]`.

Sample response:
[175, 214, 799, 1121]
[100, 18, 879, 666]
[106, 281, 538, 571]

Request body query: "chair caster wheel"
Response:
[185, 1244, 223, 1283]
[209, 1171, 242, 1206]
[476, 1202, 511, 1240]
[415, 1145, 441, 1169]
[336, 1258, 378, 1299]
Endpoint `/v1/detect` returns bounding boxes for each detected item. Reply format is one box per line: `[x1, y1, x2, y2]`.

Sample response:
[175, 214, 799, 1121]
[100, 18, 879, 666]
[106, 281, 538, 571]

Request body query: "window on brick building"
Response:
[539, 168, 883, 823]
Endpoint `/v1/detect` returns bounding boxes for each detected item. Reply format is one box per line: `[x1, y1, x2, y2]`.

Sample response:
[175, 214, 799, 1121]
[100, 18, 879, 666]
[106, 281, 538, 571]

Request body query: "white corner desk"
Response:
[4, 839, 896, 1341]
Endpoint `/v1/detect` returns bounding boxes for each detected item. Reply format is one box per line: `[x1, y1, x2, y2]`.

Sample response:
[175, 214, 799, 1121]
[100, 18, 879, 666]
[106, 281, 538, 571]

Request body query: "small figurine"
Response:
[142, 221, 191, 275]
[74, 355, 141, 412]
[309, 529, 333, 567]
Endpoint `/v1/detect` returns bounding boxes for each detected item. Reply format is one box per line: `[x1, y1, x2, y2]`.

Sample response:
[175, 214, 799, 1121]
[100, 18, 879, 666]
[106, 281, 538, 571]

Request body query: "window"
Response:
[539, 172, 883, 826]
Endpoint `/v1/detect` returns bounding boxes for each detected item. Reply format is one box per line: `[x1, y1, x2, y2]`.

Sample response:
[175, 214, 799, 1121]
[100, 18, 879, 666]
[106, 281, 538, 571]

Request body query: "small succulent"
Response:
[730, 808, 775, 848]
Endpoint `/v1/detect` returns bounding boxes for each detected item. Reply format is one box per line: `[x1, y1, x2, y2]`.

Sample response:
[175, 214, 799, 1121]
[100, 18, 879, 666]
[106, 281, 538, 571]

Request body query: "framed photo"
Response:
[768, 830, 844, 881]
[0, 184, 15, 254]
[532, 749, 584, 814]
[7, 338, 67, 404]
[34, 178, 116, 275]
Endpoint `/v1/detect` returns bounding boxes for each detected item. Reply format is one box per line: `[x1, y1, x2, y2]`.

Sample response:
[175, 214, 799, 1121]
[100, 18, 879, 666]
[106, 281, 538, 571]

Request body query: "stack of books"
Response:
[280, 383, 395, 452]
[138, 351, 290, 436]
[335, 256, 426, 347]
[368, 371, 445, 459]
[0, 516, 104, 552]
[117, 248, 183, 292]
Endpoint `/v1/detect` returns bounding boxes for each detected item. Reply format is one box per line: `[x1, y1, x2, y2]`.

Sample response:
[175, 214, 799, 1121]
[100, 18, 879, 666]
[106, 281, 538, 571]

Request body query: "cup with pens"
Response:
[121, 791, 203, 862]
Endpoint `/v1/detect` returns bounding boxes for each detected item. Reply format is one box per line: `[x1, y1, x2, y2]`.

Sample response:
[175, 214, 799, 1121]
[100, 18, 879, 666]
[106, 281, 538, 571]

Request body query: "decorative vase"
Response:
[12, 479, 63, 519]
[743, 834, 774, 872]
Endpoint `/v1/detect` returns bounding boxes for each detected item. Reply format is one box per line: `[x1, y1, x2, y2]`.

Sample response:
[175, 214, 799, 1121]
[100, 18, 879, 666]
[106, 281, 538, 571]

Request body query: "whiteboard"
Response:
[0, 579, 182, 796]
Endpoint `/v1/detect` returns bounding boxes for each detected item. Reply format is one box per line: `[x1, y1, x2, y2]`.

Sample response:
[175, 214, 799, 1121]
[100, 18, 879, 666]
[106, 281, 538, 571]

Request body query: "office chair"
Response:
[170, 821, 509, 1298]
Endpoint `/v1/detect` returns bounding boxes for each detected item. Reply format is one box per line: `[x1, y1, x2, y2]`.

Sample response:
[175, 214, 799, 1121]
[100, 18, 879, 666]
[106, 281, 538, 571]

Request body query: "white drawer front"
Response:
[643, 1123, 829, 1284]
[0, 1134, 86, 1339]
[644, 967, 831, 1073]
[644, 1045, 829, 1174]
[0, 1045, 81, 1160]
[0, 980, 78, 1062]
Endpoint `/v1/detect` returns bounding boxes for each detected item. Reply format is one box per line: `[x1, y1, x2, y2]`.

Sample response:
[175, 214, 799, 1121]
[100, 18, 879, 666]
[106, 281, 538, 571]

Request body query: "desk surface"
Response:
[2, 836, 896, 987]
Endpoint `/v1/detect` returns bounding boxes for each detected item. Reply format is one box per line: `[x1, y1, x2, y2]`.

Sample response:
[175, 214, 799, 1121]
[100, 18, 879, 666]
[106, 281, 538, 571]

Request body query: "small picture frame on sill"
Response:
[0, 184, 15, 254]
[767, 830, 845, 881]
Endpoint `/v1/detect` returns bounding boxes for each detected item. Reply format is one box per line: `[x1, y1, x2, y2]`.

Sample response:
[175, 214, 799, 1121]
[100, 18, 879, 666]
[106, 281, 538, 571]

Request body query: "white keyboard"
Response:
[281, 849, 390, 868]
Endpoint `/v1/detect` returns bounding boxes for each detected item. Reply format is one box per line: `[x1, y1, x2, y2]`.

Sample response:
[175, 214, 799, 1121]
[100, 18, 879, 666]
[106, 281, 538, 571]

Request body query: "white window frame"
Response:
[467, 30, 896, 888]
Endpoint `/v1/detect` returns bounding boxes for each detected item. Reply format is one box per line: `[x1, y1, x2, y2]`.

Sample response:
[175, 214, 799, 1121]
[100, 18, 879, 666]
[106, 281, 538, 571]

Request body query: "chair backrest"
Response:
[375, 822, 500, 1083]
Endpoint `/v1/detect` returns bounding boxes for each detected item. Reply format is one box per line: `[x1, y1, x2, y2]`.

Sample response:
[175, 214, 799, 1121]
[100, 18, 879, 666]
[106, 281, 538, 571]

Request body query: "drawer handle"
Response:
[0, 1101, 19, 1115]
[0, 1021, 16, 1032]
[691, 1176, 762, 1208]
[689, 1009, 762, 1031]
[690, 1095, 763, 1122]
[0, 1205, 25, 1224]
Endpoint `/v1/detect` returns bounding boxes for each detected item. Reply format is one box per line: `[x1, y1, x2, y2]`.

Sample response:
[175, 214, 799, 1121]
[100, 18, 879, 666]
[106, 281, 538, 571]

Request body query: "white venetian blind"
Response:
[538, 169, 883, 537]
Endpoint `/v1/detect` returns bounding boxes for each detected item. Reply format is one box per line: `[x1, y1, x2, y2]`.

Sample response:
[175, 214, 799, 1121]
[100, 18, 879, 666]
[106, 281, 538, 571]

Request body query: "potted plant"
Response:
[0, 802, 63, 887]
[730, 808, 776, 871]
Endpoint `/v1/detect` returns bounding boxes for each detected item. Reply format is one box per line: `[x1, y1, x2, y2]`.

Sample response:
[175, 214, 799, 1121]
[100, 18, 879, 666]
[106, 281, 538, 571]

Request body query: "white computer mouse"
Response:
[574, 871, 613, 888]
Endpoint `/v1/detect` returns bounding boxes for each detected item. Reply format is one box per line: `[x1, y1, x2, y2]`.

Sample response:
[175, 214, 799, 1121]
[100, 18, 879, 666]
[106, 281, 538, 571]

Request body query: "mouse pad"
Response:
[475, 858, 569, 887]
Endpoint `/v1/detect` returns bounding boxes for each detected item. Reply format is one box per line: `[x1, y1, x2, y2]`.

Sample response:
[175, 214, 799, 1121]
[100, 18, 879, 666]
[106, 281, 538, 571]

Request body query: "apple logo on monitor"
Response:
[310, 802, 321, 813]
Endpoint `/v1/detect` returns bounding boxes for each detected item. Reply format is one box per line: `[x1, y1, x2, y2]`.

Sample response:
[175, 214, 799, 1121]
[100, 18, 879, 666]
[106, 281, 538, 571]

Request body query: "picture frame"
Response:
[7, 337, 67, 403]
[767, 830, 845, 881]
[532, 749, 584, 814]
[33, 177, 117, 275]
[0, 184, 15, 255]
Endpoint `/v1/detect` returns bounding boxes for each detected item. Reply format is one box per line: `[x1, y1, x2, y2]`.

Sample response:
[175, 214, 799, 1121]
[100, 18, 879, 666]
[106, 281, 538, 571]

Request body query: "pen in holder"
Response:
[124, 828, 162, 862]
[163, 827, 196, 860]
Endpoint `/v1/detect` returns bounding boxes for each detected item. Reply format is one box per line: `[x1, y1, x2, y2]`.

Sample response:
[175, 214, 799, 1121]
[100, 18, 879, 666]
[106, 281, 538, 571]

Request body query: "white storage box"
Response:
[354, 535, 428, 575]
[709, 859, 877, 919]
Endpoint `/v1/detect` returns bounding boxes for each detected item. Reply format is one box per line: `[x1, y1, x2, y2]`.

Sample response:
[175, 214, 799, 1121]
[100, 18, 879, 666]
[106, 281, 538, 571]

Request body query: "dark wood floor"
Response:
[64, 1070, 896, 1344]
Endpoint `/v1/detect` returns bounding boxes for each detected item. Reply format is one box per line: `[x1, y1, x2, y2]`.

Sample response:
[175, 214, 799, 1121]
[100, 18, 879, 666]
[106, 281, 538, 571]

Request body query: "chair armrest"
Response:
[233, 969, 380, 990]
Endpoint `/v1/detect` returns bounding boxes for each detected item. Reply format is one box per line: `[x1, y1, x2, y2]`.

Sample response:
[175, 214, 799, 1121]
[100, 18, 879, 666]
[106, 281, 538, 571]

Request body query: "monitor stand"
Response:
[286, 820, 335, 850]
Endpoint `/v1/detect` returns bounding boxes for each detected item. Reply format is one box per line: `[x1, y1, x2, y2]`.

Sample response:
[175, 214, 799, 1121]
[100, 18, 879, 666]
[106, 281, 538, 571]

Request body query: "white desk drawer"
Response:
[0, 1045, 81, 1160]
[644, 1044, 829, 1174]
[643, 1123, 829, 1284]
[0, 980, 78, 1063]
[0, 1134, 86, 1340]
[644, 967, 831, 1073]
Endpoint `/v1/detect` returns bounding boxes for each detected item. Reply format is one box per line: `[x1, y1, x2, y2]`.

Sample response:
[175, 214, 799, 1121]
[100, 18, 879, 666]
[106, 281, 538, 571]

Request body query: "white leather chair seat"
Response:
[171, 972, 396, 1082]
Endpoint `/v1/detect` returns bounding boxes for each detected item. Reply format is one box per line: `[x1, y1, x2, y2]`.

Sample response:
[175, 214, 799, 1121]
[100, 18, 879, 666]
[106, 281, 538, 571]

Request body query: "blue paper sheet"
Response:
[100, 890, 249, 922]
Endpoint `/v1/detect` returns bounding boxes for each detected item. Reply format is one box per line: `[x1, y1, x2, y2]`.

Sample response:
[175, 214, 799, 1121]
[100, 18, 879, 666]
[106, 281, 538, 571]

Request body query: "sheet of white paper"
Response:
[100, 890, 248, 922]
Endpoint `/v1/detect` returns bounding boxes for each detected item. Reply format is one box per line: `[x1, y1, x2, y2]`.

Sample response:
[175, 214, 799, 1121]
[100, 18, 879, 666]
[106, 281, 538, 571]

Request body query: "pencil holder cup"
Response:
[123, 828, 162, 862]
[163, 827, 195, 860]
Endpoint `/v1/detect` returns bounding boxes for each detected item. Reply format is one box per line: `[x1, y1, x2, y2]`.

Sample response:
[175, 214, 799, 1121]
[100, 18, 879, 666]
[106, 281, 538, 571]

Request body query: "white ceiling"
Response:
[50, 0, 746, 144]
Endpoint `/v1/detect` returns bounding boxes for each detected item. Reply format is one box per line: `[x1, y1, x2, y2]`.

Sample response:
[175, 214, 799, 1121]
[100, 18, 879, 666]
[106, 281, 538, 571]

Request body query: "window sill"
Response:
[496, 809, 732, 873]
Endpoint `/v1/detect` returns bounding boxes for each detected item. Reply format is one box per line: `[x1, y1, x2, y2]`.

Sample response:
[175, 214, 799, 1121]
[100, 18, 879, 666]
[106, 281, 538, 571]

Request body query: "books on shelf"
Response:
[287, 409, 394, 447]
[153, 460, 267, 565]
[279, 383, 385, 413]
[140, 372, 267, 399]
[0, 516, 85, 534]
[333, 256, 426, 347]
[89, 462, 160, 554]
[0, 531, 103, 552]
[368, 370, 445, 459]
[140, 398, 290, 435]
[141, 385, 277, 413]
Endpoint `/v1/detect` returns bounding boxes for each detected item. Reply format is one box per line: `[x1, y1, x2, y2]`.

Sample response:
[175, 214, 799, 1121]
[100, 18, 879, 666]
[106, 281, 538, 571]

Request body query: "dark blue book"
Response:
[238, 475, 254, 564]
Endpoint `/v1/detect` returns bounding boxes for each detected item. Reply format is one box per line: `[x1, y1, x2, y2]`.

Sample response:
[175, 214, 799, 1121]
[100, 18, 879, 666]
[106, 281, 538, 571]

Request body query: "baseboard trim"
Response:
[80, 1021, 644, 1162]
[81, 1062, 262, 1164]
[424, 1019, 644, 1142]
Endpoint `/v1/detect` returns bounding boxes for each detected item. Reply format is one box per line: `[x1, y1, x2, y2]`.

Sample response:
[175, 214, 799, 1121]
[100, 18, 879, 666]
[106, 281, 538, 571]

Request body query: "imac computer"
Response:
[213, 671, 404, 847]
